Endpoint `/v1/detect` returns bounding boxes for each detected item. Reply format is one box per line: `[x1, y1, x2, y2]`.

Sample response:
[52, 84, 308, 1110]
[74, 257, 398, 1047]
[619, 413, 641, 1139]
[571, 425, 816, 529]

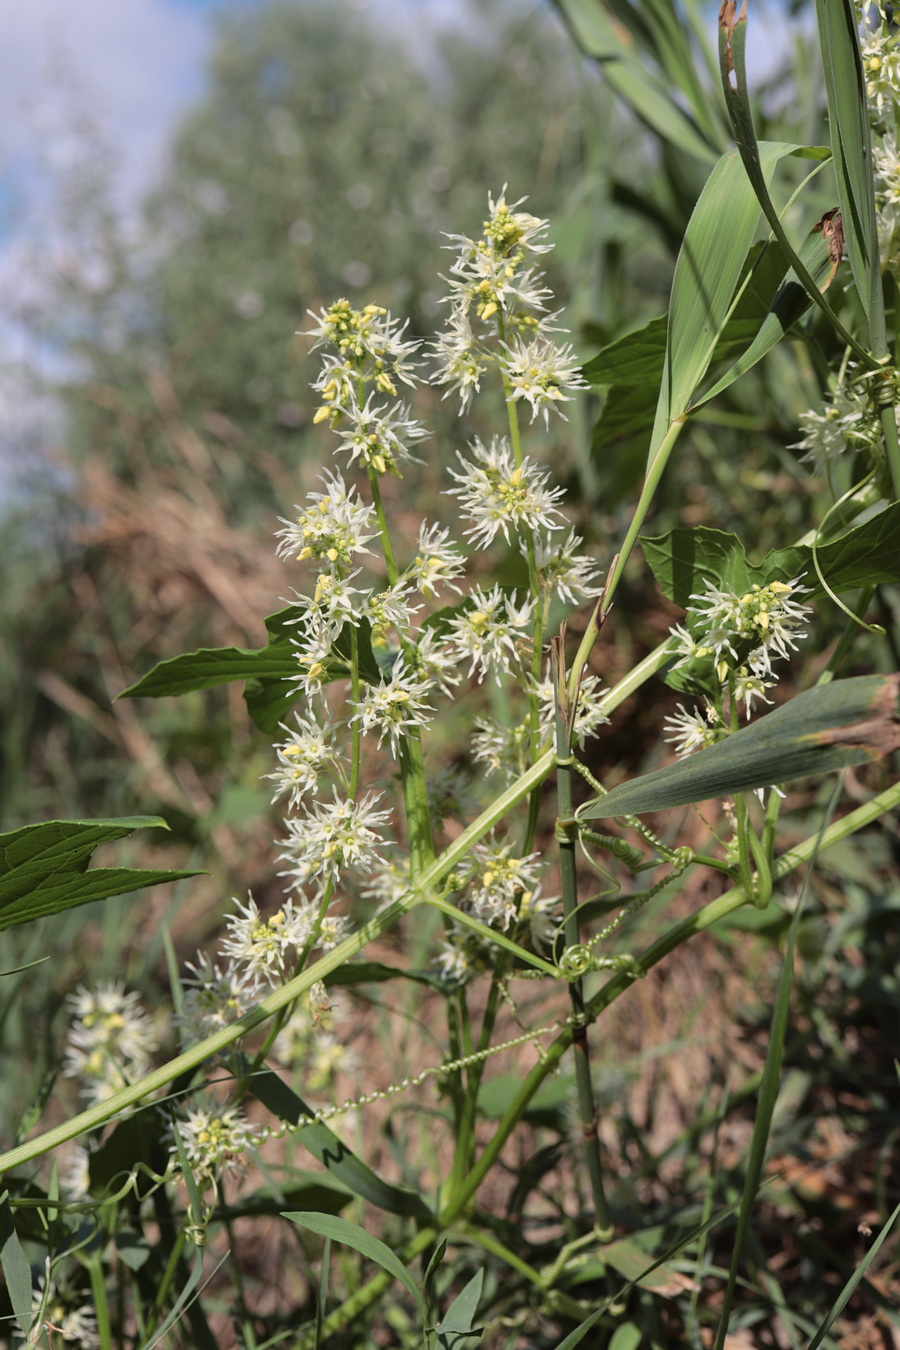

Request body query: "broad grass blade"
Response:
[815, 0, 885, 353]
[554, 0, 719, 163]
[579, 674, 900, 817]
[649, 140, 816, 454]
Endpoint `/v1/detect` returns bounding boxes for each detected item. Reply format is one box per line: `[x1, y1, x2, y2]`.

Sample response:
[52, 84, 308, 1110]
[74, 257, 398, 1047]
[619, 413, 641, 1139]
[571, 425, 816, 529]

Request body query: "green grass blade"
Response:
[0, 1194, 33, 1344]
[696, 213, 840, 405]
[806, 1199, 900, 1348]
[719, 0, 875, 367]
[579, 674, 900, 817]
[554, 0, 719, 163]
[649, 140, 812, 452]
[283, 1212, 426, 1319]
[814, 0, 885, 354]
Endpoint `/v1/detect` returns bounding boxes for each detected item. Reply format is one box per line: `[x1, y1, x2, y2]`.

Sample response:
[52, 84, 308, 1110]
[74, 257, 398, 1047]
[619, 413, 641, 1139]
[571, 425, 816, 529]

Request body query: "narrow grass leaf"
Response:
[434, 1267, 485, 1346]
[553, 0, 719, 163]
[0, 1194, 33, 1344]
[283, 1212, 426, 1319]
[579, 674, 900, 817]
[712, 877, 802, 1349]
[650, 139, 814, 453]
[719, 0, 867, 361]
[249, 1066, 433, 1221]
[806, 1198, 900, 1349]
[695, 211, 841, 405]
[814, 0, 885, 352]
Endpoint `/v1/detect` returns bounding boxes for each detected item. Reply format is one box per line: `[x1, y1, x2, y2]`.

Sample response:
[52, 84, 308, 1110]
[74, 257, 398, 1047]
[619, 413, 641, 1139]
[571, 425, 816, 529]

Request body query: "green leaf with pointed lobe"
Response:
[642, 505, 900, 609]
[0, 817, 200, 932]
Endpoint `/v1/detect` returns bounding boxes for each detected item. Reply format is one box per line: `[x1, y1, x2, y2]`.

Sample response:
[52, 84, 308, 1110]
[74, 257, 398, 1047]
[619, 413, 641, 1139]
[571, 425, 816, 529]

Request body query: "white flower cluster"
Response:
[664, 576, 813, 756]
[66, 192, 606, 1182]
[434, 188, 588, 425]
[63, 982, 159, 1107]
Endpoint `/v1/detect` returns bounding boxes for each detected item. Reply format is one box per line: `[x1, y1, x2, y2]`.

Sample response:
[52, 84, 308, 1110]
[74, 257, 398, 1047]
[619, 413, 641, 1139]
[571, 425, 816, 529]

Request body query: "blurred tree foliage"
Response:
[2, 0, 623, 833]
[62, 0, 615, 510]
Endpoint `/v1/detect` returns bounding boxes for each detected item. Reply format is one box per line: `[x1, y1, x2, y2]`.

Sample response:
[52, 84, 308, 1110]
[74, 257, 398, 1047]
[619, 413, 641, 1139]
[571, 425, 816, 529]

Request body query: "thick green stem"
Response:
[554, 638, 612, 1235]
[286, 779, 900, 1347]
[0, 647, 675, 1176]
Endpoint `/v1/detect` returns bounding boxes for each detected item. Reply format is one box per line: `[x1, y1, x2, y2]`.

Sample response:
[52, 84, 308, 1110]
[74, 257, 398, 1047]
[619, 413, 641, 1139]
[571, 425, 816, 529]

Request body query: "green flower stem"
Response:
[436, 775, 900, 1229]
[0, 653, 669, 1176]
[459, 1223, 545, 1286]
[595, 415, 686, 610]
[445, 991, 477, 1203]
[367, 464, 399, 586]
[881, 402, 900, 502]
[234, 877, 339, 1101]
[286, 782, 900, 1348]
[565, 422, 686, 709]
[554, 640, 611, 1235]
[495, 339, 544, 843]
[447, 967, 507, 1205]
[87, 1251, 113, 1350]
[426, 894, 559, 978]
[364, 467, 434, 871]
[348, 623, 362, 801]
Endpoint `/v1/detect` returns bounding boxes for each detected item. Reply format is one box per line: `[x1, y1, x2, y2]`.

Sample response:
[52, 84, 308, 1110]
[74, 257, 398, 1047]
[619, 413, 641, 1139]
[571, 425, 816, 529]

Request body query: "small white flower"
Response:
[860, 28, 900, 115]
[502, 332, 589, 426]
[685, 577, 813, 681]
[303, 298, 421, 387]
[171, 1100, 263, 1181]
[791, 380, 870, 473]
[445, 584, 534, 684]
[264, 712, 341, 808]
[462, 841, 544, 930]
[431, 303, 488, 411]
[472, 714, 531, 780]
[275, 471, 377, 570]
[448, 436, 565, 548]
[31, 1266, 100, 1349]
[175, 952, 264, 1045]
[663, 702, 720, 758]
[220, 893, 318, 981]
[279, 790, 391, 884]
[63, 982, 157, 1105]
[410, 627, 463, 696]
[361, 582, 422, 639]
[362, 856, 413, 910]
[353, 658, 435, 754]
[534, 671, 610, 747]
[291, 621, 340, 692]
[299, 568, 366, 641]
[733, 668, 775, 718]
[334, 392, 428, 476]
[406, 522, 466, 598]
[530, 529, 604, 605]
